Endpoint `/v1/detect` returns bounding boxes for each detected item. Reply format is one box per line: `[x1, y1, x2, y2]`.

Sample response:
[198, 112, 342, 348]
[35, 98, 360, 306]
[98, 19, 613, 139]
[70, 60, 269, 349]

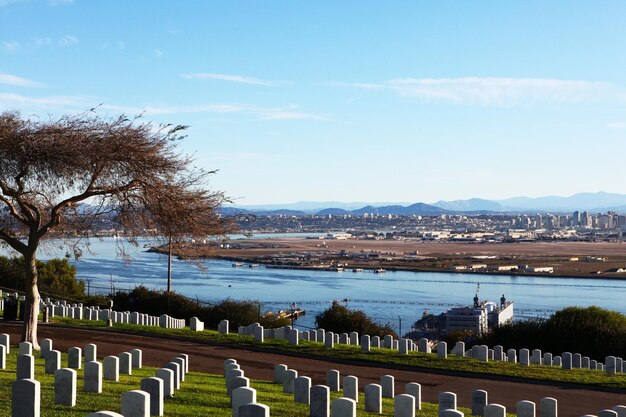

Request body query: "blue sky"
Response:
[1, 1, 625, 206]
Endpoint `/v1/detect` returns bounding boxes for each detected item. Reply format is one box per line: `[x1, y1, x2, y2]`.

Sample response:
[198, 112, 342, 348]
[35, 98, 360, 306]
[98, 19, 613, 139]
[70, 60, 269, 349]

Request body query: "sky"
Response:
[1, 1, 625, 206]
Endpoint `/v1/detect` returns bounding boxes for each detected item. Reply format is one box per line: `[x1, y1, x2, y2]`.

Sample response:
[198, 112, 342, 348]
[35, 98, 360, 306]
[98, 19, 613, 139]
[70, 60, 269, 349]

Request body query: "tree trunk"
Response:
[21, 252, 41, 350]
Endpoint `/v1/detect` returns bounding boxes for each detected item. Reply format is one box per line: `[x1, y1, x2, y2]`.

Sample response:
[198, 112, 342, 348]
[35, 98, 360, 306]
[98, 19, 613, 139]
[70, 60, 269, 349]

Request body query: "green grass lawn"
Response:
[49, 317, 626, 391]
[0, 347, 478, 417]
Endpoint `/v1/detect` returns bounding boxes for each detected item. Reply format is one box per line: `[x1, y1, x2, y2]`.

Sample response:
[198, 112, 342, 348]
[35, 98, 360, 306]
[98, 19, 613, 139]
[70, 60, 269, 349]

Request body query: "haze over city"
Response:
[1, 1, 625, 204]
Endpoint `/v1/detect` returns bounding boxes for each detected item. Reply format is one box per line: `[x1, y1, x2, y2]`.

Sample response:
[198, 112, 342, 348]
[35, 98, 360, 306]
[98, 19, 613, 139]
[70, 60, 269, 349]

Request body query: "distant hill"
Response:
[433, 198, 505, 212]
[221, 191, 626, 216]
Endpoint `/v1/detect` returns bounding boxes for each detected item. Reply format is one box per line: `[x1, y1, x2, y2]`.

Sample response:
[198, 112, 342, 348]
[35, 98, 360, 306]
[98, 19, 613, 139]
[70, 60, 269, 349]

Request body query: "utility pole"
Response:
[398, 315, 402, 337]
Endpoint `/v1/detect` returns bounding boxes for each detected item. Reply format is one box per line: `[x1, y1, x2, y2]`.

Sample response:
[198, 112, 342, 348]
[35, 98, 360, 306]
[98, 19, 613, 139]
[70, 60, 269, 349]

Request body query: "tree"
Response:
[0, 110, 233, 348]
[315, 302, 397, 338]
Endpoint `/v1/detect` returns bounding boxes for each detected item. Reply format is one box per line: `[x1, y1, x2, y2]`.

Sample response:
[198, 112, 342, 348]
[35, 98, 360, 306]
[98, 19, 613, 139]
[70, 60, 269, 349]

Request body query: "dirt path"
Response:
[2, 323, 624, 417]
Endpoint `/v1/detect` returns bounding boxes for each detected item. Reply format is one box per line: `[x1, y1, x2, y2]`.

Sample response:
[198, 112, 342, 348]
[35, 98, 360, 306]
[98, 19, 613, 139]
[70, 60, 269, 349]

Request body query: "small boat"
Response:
[374, 268, 386, 274]
[352, 268, 363, 273]
[232, 263, 243, 267]
[249, 263, 260, 268]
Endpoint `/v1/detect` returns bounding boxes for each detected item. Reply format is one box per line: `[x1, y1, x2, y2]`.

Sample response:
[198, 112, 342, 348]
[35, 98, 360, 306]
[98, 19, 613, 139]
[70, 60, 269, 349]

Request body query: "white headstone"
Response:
[562, 352, 573, 370]
[68, 347, 82, 369]
[471, 390, 488, 416]
[131, 349, 143, 369]
[519, 348, 530, 366]
[140, 377, 164, 416]
[343, 375, 358, 402]
[121, 390, 150, 417]
[45, 350, 61, 374]
[156, 368, 175, 398]
[119, 352, 132, 375]
[282, 369, 298, 393]
[331, 397, 356, 417]
[274, 364, 287, 383]
[233, 386, 256, 417]
[103, 356, 119, 381]
[612, 406, 626, 417]
[361, 335, 371, 351]
[54, 368, 77, 406]
[84, 343, 97, 362]
[294, 376, 311, 404]
[327, 369, 340, 391]
[406, 382, 421, 410]
[40, 339, 53, 358]
[381, 374, 394, 398]
[84, 361, 102, 393]
[540, 397, 557, 417]
[517, 400, 536, 417]
[12, 378, 40, 417]
[507, 349, 517, 363]
[239, 403, 270, 417]
[310, 385, 330, 417]
[484, 403, 506, 417]
[438, 342, 448, 358]
[364, 384, 382, 413]
[17, 354, 35, 380]
[599, 411, 618, 417]
[439, 391, 457, 411]
[395, 394, 416, 417]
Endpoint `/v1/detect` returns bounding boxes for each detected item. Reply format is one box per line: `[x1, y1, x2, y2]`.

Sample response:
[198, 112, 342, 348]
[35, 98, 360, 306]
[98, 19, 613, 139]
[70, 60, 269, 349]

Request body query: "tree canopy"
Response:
[0, 110, 233, 347]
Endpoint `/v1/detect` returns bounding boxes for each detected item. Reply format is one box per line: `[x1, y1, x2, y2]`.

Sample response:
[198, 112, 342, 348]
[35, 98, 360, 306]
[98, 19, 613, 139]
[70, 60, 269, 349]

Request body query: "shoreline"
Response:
[212, 254, 626, 281]
[150, 237, 626, 281]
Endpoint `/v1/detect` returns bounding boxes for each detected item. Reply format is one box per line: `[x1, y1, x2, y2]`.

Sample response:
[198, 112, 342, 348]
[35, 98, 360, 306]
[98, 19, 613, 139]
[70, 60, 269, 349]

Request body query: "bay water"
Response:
[4, 236, 626, 334]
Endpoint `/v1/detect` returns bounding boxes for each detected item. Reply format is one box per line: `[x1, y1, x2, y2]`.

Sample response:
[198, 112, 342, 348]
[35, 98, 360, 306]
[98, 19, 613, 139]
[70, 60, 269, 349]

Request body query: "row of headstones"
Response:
[39, 297, 185, 330]
[273, 365, 626, 417]
[233, 323, 626, 377]
[9, 338, 189, 416]
[450, 341, 625, 374]
[278, 363, 423, 417]
[236, 324, 432, 355]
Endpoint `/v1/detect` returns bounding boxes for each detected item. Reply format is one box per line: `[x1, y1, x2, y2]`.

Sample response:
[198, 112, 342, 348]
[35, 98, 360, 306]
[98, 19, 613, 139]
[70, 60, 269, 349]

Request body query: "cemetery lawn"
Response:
[50, 318, 626, 391]
[0, 349, 479, 417]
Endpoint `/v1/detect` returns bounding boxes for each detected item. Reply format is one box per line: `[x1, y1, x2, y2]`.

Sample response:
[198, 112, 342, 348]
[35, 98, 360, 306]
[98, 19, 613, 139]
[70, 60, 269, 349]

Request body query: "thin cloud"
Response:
[0, 92, 86, 108]
[0, 73, 43, 87]
[154, 49, 163, 58]
[181, 72, 277, 86]
[48, 0, 74, 5]
[100, 103, 245, 116]
[2, 41, 20, 52]
[607, 122, 626, 129]
[341, 77, 613, 106]
[59, 35, 79, 46]
[258, 110, 326, 121]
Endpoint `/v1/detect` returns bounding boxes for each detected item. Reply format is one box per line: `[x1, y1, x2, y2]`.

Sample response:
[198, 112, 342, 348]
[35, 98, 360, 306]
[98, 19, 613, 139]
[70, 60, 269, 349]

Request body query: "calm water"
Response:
[4, 237, 626, 333]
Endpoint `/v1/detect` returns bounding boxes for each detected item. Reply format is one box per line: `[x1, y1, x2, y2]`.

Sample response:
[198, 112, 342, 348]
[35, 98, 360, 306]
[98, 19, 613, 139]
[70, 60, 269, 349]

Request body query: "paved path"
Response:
[2, 322, 624, 417]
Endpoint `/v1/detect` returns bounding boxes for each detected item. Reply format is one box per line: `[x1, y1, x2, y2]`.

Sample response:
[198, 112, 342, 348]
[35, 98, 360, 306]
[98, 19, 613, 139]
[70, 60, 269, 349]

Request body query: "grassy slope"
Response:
[50, 318, 626, 391]
[0, 348, 478, 417]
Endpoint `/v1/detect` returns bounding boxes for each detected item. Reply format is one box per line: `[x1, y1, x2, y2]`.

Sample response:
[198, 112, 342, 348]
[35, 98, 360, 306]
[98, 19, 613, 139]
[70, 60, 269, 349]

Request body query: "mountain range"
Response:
[223, 192, 626, 216]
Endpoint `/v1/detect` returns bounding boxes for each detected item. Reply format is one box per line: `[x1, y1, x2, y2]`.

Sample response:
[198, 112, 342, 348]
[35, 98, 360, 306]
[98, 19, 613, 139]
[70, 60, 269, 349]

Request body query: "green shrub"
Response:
[111, 286, 290, 329]
[479, 306, 626, 360]
[315, 301, 397, 338]
[0, 256, 85, 300]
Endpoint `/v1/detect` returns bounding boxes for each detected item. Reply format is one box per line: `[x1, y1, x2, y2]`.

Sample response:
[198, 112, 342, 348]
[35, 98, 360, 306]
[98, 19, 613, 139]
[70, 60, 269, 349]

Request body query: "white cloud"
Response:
[154, 49, 163, 58]
[2, 41, 20, 52]
[607, 122, 626, 129]
[181, 72, 277, 86]
[0, 73, 43, 87]
[342, 77, 613, 106]
[99, 103, 245, 116]
[0, 0, 23, 6]
[59, 35, 79, 46]
[0, 92, 86, 109]
[258, 110, 326, 121]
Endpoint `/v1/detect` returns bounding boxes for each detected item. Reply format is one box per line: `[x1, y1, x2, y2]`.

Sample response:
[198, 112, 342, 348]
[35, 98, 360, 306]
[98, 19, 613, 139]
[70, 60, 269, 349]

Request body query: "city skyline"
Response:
[1, 1, 625, 204]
